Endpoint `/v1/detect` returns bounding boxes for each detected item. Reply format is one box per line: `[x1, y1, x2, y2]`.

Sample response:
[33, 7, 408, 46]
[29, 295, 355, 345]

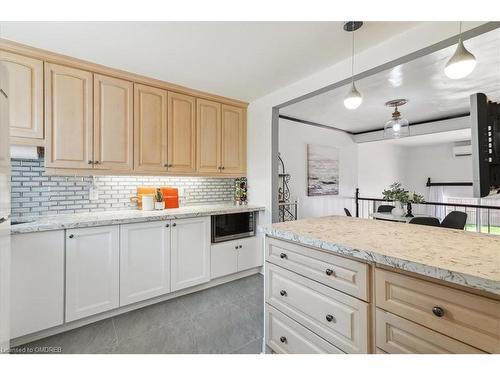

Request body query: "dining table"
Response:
[369, 212, 438, 223]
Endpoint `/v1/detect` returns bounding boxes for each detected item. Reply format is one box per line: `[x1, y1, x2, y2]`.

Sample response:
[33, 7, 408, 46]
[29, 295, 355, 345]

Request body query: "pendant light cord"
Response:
[351, 21, 355, 84]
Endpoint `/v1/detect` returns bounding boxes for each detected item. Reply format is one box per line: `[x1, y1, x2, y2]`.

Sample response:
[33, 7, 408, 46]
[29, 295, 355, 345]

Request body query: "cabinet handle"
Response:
[164, 164, 168, 167]
[325, 314, 335, 322]
[279, 253, 287, 259]
[165, 223, 170, 228]
[239, 245, 242, 249]
[172, 223, 177, 227]
[325, 268, 334, 276]
[279, 336, 287, 343]
[432, 306, 445, 317]
[279, 290, 287, 297]
[168, 164, 173, 168]
[68, 234, 74, 239]
[221, 166, 225, 170]
[94, 161, 99, 165]
[88, 160, 93, 164]
[235, 245, 239, 249]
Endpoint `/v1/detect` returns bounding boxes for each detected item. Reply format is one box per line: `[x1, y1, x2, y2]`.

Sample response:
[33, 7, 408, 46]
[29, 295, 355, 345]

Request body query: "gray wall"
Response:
[11, 158, 235, 220]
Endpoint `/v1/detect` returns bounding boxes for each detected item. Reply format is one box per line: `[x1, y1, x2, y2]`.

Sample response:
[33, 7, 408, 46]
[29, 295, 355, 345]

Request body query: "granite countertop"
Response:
[261, 216, 500, 296]
[11, 204, 265, 234]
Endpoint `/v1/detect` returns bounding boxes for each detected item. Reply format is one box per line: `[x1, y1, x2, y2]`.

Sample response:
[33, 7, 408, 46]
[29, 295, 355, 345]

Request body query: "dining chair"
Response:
[441, 211, 468, 230]
[344, 208, 352, 217]
[409, 217, 441, 227]
[377, 205, 395, 213]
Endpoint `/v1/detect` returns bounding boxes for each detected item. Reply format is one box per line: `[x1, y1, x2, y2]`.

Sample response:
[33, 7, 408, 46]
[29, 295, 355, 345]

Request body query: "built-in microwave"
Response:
[211, 212, 256, 243]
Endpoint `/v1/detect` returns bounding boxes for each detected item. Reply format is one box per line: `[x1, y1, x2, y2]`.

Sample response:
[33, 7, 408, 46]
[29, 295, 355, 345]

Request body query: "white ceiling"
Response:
[280, 28, 500, 133]
[0, 21, 421, 101]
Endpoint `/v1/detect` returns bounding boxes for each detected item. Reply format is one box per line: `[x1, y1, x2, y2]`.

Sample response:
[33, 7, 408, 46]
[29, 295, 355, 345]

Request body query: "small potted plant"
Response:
[402, 191, 425, 217]
[154, 188, 165, 210]
[382, 183, 425, 217]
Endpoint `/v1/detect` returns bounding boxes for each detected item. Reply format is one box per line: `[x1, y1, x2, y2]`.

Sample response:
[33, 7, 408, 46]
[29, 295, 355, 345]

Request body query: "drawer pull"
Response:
[165, 223, 170, 228]
[325, 268, 334, 276]
[432, 306, 445, 317]
[280, 253, 287, 259]
[279, 336, 287, 343]
[68, 234, 74, 239]
[280, 290, 287, 297]
[325, 314, 335, 323]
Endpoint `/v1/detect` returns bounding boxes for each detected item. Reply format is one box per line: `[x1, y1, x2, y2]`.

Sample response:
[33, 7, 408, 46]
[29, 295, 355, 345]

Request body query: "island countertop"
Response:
[11, 204, 265, 234]
[261, 216, 500, 296]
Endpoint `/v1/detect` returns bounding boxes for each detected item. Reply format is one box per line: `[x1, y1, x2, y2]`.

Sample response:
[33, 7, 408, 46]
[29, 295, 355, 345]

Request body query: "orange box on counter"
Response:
[160, 187, 179, 209]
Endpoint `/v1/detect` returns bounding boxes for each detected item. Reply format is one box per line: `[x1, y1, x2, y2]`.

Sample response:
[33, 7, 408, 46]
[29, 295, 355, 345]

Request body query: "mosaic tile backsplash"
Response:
[11, 158, 236, 220]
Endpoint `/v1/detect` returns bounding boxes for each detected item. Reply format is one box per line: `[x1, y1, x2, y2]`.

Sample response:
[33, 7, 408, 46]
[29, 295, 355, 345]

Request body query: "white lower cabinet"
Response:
[211, 236, 262, 279]
[120, 221, 171, 306]
[10, 231, 65, 338]
[171, 216, 211, 292]
[211, 239, 238, 279]
[65, 225, 120, 322]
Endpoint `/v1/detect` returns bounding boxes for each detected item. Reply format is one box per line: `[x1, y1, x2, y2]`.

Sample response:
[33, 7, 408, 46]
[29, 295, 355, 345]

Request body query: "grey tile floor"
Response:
[14, 274, 264, 354]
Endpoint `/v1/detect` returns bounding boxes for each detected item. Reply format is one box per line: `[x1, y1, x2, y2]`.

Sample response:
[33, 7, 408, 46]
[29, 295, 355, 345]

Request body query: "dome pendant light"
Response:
[343, 21, 363, 110]
[444, 22, 477, 79]
[384, 99, 410, 139]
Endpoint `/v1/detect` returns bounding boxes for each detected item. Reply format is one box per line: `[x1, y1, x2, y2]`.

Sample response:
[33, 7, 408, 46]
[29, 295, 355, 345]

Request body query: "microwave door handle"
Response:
[0, 214, 10, 224]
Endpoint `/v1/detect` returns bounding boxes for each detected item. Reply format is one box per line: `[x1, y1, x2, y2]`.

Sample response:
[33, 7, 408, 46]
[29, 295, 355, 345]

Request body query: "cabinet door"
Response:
[221, 104, 246, 175]
[10, 231, 64, 338]
[94, 74, 133, 171]
[0, 51, 43, 141]
[45, 63, 93, 169]
[167, 92, 196, 173]
[133, 83, 168, 173]
[237, 236, 262, 271]
[171, 216, 210, 292]
[120, 221, 171, 306]
[66, 226, 119, 322]
[210, 240, 238, 279]
[196, 99, 221, 173]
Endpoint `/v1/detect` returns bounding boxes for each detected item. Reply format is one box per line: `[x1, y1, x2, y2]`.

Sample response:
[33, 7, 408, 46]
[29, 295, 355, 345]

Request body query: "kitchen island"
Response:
[261, 216, 500, 354]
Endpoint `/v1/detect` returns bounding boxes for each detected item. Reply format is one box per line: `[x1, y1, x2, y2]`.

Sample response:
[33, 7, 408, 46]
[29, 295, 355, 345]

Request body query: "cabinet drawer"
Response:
[266, 304, 344, 354]
[266, 263, 369, 353]
[375, 269, 500, 353]
[266, 238, 369, 301]
[376, 309, 484, 354]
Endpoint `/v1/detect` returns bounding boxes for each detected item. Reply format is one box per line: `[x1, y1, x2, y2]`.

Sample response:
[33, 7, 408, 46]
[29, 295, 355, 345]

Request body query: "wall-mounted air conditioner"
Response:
[453, 144, 472, 157]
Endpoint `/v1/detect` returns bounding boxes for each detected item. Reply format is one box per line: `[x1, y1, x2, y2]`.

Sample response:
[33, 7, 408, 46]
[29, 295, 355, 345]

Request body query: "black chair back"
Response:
[344, 208, 352, 217]
[441, 211, 467, 230]
[409, 217, 441, 227]
[377, 205, 395, 213]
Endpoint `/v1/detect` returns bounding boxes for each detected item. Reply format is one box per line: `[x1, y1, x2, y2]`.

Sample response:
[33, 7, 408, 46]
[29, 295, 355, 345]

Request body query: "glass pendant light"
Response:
[384, 99, 410, 138]
[444, 22, 477, 79]
[343, 21, 363, 110]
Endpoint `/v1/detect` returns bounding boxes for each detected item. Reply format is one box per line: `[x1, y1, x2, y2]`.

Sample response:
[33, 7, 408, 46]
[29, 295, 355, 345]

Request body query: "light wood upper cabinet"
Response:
[94, 74, 134, 171]
[221, 104, 246, 175]
[167, 92, 196, 173]
[45, 63, 93, 169]
[0, 51, 43, 142]
[133, 83, 168, 173]
[196, 99, 221, 173]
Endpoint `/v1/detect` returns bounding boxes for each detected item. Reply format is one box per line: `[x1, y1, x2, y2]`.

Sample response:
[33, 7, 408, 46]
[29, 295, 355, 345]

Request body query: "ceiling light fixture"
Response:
[384, 99, 410, 138]
[343, 21, 363, 110]
[444, 22, 477, 79]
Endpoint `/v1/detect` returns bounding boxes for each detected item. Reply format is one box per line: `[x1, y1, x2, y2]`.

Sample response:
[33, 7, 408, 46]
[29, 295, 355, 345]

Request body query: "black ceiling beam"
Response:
[278, 115, 354, 135]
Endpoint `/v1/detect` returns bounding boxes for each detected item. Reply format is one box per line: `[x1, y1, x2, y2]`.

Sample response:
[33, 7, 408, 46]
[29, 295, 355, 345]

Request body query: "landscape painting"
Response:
[307, 144, 339, 196]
